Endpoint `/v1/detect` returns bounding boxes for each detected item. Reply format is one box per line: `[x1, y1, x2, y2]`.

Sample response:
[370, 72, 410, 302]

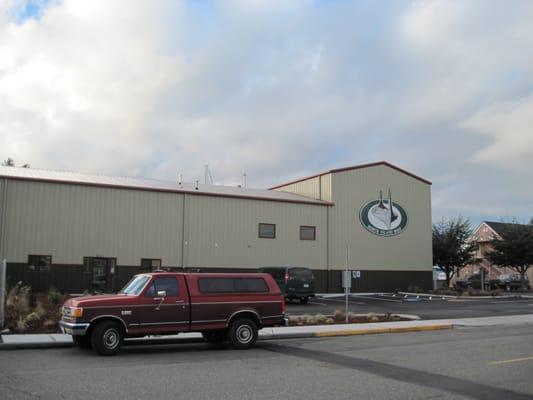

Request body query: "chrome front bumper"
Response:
[59, 320, 90, 336]
[283, 317, 289, 326]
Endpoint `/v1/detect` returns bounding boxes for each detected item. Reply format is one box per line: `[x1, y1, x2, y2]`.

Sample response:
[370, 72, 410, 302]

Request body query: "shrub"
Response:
[315, 314, 327, 324]
[333, 310, 345, 322]
[367, 312, 379, 322]
[325, 318, 335, 324]
[15, 317, 28, 333]
[47, 287, 63, 306]
[43, 319, 58, 330]
[407, 285, 424, 293]
[5, 284, 32, 330]
[24, 312, 41, 330]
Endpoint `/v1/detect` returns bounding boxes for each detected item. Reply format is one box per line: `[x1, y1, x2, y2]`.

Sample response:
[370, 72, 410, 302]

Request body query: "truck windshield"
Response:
[120, 275, 150, 295]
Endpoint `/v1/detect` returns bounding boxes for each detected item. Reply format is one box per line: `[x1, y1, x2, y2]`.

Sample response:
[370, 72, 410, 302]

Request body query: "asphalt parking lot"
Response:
[286, 293, 533, 319]
[2, 325, 533, 400]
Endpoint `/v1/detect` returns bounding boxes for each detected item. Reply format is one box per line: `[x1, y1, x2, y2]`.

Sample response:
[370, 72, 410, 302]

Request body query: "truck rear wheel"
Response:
[203, 330, 227, 344]
[72, 335, 91, 349]
[90, 320, 124, 356]
[228, 318, 258, 350]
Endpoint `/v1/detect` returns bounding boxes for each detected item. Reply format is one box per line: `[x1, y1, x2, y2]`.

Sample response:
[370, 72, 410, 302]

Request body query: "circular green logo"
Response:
[359, 190, 408, 237]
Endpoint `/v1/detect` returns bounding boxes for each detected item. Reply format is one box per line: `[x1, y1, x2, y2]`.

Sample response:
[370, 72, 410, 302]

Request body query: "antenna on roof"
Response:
[204, 165, 213, 185]
[195, 180, 199, 190]
[243, 173, 247, 188]
[178, 174, 182, 187]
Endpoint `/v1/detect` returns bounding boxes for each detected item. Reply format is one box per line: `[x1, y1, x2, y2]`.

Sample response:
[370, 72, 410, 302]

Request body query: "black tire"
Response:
[228, 318, 258, 350]
[72, 335, 92, 349]
[300, 297, 309, 304]
[203, 330, 227, 344]
[90, 320, 124, 356]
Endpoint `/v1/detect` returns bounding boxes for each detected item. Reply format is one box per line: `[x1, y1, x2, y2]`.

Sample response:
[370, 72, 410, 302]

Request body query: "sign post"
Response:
[342, 246, 351, 323]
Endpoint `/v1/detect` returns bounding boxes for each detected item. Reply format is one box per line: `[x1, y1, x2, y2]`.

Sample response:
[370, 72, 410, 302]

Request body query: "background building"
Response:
[0, 161, 432, 293]
[461, 221, 533, 282]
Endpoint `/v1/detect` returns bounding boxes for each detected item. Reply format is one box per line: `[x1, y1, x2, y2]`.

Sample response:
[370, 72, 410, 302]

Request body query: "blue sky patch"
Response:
[10, 0, 57, 24]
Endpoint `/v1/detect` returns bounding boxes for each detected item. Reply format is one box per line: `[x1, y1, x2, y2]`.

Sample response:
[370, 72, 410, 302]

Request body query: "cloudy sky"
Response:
[1, 0, 532, 226]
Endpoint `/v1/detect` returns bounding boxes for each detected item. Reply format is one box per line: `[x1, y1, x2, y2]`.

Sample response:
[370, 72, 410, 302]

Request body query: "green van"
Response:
[258, 266, 315, 304]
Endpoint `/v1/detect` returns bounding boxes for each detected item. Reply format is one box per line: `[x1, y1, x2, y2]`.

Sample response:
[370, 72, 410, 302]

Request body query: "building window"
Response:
[141, 258, 162, 273]
[300, 226, 316, 241]
[28, 255, 51, 272]
[258, 223, 276, 239]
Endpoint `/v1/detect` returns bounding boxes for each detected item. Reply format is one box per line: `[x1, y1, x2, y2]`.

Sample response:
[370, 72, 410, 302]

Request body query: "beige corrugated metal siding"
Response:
[0, 178, 7, 259]
[3, 180, 184, 265]
[328, 164, 431, 271]
[273, 173, 332, 201]
[274, 177, 320, 200]
[185, 195, 327, 268]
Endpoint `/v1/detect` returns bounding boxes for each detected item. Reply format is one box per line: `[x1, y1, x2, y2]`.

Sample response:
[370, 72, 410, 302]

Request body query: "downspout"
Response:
[326, 206, 330, 293]
[0, 178, 8, 261]
[180, 193, 186, 268]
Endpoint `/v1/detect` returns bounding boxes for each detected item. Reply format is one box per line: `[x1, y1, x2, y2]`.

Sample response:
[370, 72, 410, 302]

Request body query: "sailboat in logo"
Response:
[371, 189, 397, 229]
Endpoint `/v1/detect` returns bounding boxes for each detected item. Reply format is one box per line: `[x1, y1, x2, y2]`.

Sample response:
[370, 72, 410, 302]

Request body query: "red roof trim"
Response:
[269, 161, 432, 189]
[2, 175, 334, 207]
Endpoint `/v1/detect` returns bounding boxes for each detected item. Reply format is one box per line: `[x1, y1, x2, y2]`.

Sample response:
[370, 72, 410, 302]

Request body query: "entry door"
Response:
[137, 276, 189, 333]
[91, 258, 115, 293]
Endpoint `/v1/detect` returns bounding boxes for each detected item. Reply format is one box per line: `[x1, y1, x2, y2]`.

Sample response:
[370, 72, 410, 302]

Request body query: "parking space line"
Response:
[489, 300, 533, 304]
[320, 297, 366, 305]
[488, 356, 533, 366]
[352, 295, 402, 303]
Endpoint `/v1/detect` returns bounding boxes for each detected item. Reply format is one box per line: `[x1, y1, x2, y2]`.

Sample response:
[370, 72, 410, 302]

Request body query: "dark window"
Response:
[198, 277, 269, 293]
[300, 226, 316, 240]
[258, 223, 276, 239]
[145, 277, 179, 297]
[28, 255, 51, 272]
[289, 268, 314, 280]
[141, 258, 162, 273]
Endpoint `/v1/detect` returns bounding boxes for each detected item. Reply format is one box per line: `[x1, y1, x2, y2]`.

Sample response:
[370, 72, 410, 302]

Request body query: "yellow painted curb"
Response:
[315, 324, 453, 338]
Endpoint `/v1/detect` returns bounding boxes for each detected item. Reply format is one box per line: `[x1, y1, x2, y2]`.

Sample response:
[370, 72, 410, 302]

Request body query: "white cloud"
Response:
[0, 0, 533, 223]
[464, 95, 533, 169]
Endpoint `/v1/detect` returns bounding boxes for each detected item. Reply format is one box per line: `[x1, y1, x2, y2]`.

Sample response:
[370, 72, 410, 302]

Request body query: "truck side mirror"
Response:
[157, 290, 167, 297]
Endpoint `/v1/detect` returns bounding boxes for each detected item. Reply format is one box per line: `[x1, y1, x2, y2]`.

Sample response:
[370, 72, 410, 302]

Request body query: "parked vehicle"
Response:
[455, 272, 486, 290]
[491, 273, 530, 291]
[258, 266, 315, 304]
[60, 272, 287, 355]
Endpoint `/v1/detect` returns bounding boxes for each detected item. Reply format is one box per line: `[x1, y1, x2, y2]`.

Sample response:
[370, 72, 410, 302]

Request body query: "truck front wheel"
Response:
[90, 320, 124, 356]
[228, 318, 258, 350]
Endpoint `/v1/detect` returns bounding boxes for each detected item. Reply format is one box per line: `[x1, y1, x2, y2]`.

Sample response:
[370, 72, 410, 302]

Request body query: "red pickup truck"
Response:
[60, 272, 287, 355]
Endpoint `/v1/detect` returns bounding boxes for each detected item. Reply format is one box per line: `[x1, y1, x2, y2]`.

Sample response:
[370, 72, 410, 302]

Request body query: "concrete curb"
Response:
[0, 323, 451, 351]
[4, 313, 533, 351]
[314, 323, 453, 338]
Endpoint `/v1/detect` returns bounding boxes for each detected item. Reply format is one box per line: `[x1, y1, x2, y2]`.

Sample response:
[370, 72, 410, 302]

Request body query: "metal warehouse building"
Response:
[0, 161, 432, 294]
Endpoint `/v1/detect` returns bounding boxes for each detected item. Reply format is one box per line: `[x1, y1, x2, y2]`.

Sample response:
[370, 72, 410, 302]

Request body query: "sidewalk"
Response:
[1, 314, 533, 350]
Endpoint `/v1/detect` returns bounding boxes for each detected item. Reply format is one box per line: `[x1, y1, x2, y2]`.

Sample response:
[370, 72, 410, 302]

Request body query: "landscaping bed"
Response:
[3, 284, 68, 334]
[288, 311, 415, 326]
